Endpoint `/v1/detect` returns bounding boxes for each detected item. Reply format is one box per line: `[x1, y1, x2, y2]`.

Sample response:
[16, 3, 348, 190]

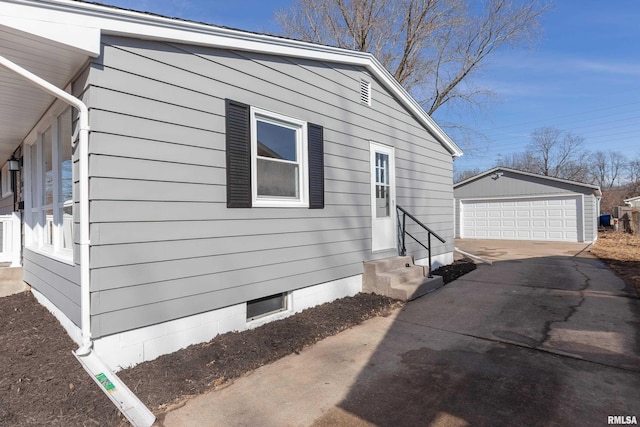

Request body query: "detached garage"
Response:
[454, 168, 601, 243]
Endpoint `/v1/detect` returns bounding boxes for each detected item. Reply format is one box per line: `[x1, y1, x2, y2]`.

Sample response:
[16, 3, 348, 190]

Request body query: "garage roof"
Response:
[455, 167, 602, 196]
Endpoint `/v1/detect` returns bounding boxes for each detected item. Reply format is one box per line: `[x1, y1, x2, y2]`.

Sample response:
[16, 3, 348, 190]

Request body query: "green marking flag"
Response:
[96, 373, 116, 392]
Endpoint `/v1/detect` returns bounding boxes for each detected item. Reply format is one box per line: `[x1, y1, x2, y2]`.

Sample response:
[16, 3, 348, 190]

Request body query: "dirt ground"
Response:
[590, 230, 640, 293]
[0, 259, 476, 426]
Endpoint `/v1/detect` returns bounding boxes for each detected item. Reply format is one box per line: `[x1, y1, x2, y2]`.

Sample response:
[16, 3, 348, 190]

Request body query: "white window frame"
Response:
[250, 107, 308, 208]
[24, 100, 74, 263]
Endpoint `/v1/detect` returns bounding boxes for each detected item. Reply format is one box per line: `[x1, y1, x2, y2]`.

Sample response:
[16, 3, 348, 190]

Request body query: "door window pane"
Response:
[375, 152, 390, 218]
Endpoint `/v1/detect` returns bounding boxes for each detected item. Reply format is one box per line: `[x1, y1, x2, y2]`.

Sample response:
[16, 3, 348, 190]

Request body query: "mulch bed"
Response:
[0, 258, 475, 426]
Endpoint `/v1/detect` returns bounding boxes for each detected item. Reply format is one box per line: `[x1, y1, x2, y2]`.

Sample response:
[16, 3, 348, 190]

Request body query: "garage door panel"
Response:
[461, 197, 580, 242]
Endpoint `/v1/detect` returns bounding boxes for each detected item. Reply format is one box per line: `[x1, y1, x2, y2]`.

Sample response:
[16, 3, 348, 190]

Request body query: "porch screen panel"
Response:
[58, 108, 73, 250]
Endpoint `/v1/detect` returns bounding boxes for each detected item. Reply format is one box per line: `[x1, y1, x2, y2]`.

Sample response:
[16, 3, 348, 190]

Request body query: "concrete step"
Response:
[0, 267, 26, 298]
[364, 256, 414, 275]
[363, 256, 443, 301]
[392, 275, 444, 301]
[0, 266, 22, 281]
[379, 265, 425, 286]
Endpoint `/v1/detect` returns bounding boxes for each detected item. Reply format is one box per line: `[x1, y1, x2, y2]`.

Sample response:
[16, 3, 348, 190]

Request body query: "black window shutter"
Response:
[225, 99, 252, 208]
[308, 123, 324, 209]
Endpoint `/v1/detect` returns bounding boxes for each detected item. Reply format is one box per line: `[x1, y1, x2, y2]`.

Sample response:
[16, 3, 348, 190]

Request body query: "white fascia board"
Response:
[0, 1, 101, 56]
[3, 0, 463, 157]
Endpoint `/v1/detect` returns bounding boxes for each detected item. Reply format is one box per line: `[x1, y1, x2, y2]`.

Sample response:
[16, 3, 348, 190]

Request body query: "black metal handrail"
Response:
[396, 205, 446, 277]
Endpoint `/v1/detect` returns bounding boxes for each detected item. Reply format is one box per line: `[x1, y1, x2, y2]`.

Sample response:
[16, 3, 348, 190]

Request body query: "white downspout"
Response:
[0, 55, 91, 353]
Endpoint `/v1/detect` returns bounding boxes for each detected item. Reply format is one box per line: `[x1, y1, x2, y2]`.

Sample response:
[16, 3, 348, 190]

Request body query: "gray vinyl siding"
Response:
[454, 170, 599, 242]
[584, 194, 598, 242]
[23, 249, 81, 326]
[86, 35, 455, 338]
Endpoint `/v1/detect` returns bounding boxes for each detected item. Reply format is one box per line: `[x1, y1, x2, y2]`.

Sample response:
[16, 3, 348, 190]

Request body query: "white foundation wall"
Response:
[93, 274, 362, 371]
[31, 287, 84, 346]
[414, 251, 453, 270]
[32, 253, 452, 372]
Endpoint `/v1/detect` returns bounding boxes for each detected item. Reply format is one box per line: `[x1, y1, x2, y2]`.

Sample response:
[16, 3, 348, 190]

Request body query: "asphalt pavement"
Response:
[161, 239, 640, 427]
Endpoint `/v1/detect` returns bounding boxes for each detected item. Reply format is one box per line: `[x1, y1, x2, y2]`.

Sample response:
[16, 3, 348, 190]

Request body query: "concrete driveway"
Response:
[162, 240, 640, 427]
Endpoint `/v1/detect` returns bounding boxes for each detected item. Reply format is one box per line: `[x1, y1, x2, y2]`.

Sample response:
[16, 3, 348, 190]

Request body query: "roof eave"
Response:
[6, 0, 462, 157]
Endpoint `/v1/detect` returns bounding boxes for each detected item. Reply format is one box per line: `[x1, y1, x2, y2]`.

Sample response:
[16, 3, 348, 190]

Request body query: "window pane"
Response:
[61, 203, 73, 250]
[44, 208, 54, 246]
[256, 120, 297, 161]
[43, 127, 53, 206]
[257, 159, 299, 198]
[247, 293, 286, 320]
[30, 144, 39, 208]
[58, 108, 73, 204]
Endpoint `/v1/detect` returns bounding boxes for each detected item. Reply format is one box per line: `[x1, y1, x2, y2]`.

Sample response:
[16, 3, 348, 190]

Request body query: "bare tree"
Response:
[275, 0, 549, 115]
[525, 127, 590, 181]
[453, 167, 484, 183]
[495, 151, 538, 173]
[590, 151, 627, 190]
[627, 156, 640, 195]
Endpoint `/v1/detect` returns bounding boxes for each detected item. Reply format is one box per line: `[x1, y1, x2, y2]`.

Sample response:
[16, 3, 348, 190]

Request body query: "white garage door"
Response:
[461, 197, 580, 242]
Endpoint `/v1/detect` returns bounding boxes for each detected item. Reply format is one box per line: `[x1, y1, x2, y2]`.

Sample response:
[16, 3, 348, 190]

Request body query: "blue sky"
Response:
[94, 1, 640, 174]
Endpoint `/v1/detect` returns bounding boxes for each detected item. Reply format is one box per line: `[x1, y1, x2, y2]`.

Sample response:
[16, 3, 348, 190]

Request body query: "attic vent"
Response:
[360, 79, 371, 105]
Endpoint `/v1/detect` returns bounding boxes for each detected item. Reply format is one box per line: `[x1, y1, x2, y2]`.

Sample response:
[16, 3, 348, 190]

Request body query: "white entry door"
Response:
[370, 142, 396, 252]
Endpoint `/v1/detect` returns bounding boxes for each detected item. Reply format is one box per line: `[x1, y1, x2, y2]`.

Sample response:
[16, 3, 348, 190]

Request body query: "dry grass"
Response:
[590, 231, 640, 293]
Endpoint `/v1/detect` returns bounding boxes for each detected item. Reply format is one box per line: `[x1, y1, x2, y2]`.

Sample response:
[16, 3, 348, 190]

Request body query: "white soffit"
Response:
[0, 2, 100, 56]
[0, 22, 96, 163]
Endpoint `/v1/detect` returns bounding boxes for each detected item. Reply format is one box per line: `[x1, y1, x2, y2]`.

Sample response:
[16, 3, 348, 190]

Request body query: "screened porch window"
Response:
[27, 107, 73, 259]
